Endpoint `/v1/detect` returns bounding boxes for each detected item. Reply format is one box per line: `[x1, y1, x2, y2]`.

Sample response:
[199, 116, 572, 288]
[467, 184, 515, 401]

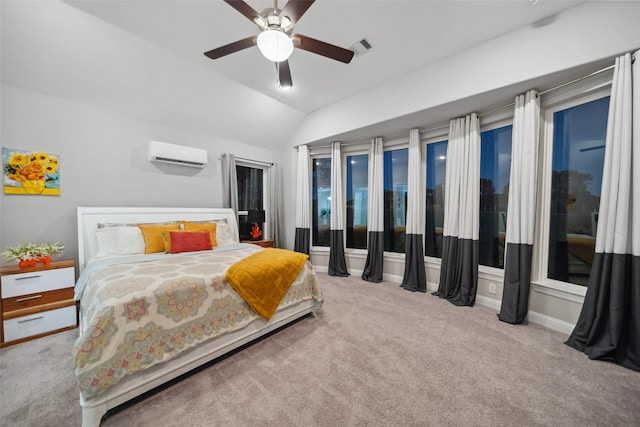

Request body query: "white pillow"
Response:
[215, 222, 237, 246]
[95, 226, 146, 257]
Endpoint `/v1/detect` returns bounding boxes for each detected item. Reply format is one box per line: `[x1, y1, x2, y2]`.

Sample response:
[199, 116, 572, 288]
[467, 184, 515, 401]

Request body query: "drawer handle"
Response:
[16, 295, 43, 302]
[17, 316, 44, 324]
[15, 275, 41, 281]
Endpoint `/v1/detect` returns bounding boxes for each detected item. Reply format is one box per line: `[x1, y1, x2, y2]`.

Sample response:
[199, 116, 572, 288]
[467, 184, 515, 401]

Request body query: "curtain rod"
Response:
[218, 153, 274, 167]
[305, 58, 622, 150]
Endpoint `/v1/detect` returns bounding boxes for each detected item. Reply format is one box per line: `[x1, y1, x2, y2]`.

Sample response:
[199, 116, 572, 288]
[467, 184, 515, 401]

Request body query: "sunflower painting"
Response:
[3, 148, 60, 196]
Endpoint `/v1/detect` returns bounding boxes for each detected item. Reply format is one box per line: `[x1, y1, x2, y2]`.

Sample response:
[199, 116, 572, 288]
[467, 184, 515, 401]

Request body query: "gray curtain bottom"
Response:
[498, 243, 533, 324]
[362, 231, 384, 283]
[565, 252, 640, 372]
[401, 233, 426, 292]
[294, 227, 310, 255]
[329, 229, 349, 277]
[433, 236, 478, 306]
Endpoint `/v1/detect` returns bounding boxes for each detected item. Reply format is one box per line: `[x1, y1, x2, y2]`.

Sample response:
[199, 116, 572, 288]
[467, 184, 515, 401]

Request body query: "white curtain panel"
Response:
[401, 129, 426, 292]
[220, 153, 239, 217]
[362, 137, 385, 282]
[330, 142, 344, 231]
[294, 145, 311, 254]
[498, 90, 540, 324]
[433, 113, 480, 306]
[566, 51, 640, 372]
[268, 163, 284, 248]
[329, 142, 348, 276]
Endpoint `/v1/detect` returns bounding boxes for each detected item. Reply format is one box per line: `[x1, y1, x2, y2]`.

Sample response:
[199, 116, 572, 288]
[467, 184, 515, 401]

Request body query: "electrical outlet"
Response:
[489, 283, 497, 294]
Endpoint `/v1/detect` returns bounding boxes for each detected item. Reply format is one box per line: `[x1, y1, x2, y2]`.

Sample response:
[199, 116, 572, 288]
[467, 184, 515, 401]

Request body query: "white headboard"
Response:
[77, 207, 239, 272]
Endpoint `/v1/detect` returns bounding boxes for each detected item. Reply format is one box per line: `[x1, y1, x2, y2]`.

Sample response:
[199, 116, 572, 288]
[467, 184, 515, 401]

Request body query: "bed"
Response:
[73, 207, 323, 427]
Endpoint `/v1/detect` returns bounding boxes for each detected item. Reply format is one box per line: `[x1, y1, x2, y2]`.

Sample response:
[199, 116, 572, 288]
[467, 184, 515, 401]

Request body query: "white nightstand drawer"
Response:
[1, 267, 74, 298]
[3, 305, 76, 342]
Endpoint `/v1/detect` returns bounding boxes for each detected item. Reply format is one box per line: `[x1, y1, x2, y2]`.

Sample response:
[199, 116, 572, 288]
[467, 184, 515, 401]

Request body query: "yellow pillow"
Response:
[182, 221, 217, 247]
[138, 223, 181, 254]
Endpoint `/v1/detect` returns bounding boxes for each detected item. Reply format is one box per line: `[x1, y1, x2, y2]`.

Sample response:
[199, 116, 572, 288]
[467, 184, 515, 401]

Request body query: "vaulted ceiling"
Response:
[2, 0, 582, 149]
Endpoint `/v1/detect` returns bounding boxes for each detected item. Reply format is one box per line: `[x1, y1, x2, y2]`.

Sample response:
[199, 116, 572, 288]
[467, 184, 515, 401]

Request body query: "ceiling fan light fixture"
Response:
[257, 29, 294, 62]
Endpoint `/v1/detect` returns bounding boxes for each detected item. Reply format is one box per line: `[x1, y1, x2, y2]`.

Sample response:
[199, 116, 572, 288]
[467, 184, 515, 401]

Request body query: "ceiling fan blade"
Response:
[204, 36, 256, 60]
[280, 0, 315, 24]
[292, 34, 354, 64]
[223, 0, 264, 25]
[278, 60, 293, 89]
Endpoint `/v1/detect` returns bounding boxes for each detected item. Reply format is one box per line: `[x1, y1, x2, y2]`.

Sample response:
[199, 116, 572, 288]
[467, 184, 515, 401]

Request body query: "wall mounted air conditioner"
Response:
[148, 140, 208, 168]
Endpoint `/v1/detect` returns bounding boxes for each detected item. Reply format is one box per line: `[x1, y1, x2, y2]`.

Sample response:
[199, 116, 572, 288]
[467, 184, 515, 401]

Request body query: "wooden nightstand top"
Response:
[241, 240, 275, 248]
[0, 259, 74, 276]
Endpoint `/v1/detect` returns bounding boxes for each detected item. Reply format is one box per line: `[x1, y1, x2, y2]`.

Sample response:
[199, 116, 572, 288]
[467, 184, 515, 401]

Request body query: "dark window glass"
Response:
[425, 140, 447, 258]
[383, 148, 408, 253]
[346, 154, 368, 249]
[312, 157, 331, 247]
[479, 125, 512, 268]
[236, 165, 263, 240]
[548, 97, 609, 286]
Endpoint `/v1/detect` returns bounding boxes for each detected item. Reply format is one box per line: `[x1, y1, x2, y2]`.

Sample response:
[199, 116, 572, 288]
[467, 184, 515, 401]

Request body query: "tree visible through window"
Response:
[425, 140, 447, 258]
[548, 96, 609, 286]
[346, 154, 368, 249]
[479, 125, 512, 269]
[312, 158, 331, 247]
[383, 148, 408, 253]
[236, 165, 264, 240]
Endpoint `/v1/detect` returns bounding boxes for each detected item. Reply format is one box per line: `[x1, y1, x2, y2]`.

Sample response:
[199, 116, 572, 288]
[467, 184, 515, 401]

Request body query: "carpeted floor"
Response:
[1, 272, 639, 426]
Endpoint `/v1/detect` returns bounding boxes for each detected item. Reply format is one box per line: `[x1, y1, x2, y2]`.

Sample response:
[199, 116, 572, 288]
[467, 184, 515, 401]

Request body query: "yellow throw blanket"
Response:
[224, 248, 309, 321]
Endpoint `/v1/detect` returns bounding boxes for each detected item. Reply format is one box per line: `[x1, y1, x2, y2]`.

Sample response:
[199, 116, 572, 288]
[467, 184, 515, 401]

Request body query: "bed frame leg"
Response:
[82, 404, 107, 427]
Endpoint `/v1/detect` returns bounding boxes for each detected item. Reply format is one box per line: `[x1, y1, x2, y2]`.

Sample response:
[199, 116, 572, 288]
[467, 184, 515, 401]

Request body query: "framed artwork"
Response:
[3, 148, 60, 196]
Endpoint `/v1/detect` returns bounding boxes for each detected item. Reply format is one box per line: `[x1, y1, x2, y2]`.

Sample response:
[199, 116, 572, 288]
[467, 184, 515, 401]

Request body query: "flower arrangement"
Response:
[3, 150, 59, 195]
[2, 242, 64, 268]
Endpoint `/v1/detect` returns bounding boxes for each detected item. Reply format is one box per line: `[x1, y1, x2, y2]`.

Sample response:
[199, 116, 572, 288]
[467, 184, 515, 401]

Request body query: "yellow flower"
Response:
[49, 156, 58, 165]
[32, 152, 50, 164]
[44, 163, 57, 173]
[8, 153, 28, 167]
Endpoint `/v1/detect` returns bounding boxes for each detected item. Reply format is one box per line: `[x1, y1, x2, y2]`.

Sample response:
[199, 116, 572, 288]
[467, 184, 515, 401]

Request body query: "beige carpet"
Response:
[1, 273, 639, 426]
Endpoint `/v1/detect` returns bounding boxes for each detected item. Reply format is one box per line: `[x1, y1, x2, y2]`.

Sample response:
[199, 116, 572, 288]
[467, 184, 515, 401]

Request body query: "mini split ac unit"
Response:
[148, 141, 208, 168]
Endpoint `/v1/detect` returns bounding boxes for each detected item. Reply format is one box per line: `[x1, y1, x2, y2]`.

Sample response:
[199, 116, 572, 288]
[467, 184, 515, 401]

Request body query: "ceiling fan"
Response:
[204, 0, 355, 90]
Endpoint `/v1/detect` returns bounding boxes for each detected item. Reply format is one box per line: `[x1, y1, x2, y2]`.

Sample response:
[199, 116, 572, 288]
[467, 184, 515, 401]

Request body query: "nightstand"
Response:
[0, 259, 77, 347]
[241, 239, 275, 248]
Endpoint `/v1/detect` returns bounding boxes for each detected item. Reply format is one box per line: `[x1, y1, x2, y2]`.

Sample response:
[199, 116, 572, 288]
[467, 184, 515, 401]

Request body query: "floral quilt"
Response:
[72, 244, 323, 400]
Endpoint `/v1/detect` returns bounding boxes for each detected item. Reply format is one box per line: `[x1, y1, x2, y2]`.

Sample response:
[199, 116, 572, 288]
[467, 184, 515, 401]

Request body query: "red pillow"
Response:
[169, 231, 212, 254]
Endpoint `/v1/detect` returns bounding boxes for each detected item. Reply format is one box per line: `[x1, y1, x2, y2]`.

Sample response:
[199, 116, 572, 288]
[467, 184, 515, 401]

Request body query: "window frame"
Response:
[532, 72, 613, 297]
[477, 117, 514, 273]
[344, 146, 370, 252]
[235, 159, 270, 240]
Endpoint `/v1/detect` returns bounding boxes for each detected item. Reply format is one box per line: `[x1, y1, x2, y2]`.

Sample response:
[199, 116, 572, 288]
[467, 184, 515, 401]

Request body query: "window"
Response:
[383, 148, 408, 253]
[479, 125, 513, 269]
[547, 96, 609, 286]
[312, 157, 331, 247]
[236, 164, 265, 240]
[346, 154, 368, 249]
[425, 140, 447, 258]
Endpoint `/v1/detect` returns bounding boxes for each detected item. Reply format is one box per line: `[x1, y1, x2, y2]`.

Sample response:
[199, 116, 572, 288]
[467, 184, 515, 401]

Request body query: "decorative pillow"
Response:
[216, 222, 237, 246]
[169, 231, 212, 254]
[95, 226, 145, 257]
[182, 221, 217, 247]
[138, 223, 181, 254]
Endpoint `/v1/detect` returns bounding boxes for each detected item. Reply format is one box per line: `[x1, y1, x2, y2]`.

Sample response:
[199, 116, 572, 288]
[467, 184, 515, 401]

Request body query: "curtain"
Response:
[294, 145, 311, 254]
[433, 114, 480, 306]
[329, 142, 349, 276]
[362, 137, 385, 282]
[220, 153, 239, 224]
[268, 163, 284, 248]
[498, 90, 540, 324]
[565, 51, 640, 372]
[401, 129, 427, 292]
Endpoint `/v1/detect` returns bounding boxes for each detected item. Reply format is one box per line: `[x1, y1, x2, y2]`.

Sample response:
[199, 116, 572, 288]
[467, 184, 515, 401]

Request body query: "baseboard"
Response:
[526, 310, 575, 335]
[315, 266, 575, 335]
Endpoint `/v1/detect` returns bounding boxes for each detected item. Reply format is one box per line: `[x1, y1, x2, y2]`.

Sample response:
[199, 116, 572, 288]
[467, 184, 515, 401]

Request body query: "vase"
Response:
[22, 179, 46, 195]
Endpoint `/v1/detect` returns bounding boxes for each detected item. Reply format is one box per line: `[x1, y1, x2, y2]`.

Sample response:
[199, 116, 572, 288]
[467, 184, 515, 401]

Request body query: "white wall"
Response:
[288, 1, 640, 147]
[0, 84, 284, 270]
[287, 1, 640, 334]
